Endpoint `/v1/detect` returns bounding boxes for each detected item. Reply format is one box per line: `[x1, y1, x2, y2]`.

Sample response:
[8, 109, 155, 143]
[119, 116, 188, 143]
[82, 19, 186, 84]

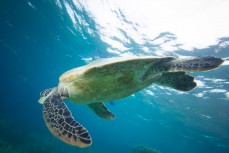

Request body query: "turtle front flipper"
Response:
[156, 72, 197, 91]
[41, 88, 92, 148]
[88, 102, 115, 120]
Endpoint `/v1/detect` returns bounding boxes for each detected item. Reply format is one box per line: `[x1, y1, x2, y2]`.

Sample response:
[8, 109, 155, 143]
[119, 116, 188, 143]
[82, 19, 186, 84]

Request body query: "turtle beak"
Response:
[38, 90, 46, 104]
[38, 97, 46, 105]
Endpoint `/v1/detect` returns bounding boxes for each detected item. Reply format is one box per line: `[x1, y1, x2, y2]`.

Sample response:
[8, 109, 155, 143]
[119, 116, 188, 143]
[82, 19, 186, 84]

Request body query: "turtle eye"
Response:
[40, 91, 44, 97]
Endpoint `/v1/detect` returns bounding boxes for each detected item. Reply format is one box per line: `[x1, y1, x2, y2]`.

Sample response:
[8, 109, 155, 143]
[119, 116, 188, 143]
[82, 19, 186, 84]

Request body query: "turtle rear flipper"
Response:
[88, 102, 115, 120]
[156, 72, 197, 91]
[168, 56, 224, 72]
[42, 88, 92, 148]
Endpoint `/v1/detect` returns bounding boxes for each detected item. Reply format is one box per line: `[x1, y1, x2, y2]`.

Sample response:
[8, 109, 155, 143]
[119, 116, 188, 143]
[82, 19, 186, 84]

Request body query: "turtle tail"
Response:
[167, 56, 224, 72]
[42, 88, 92, 148]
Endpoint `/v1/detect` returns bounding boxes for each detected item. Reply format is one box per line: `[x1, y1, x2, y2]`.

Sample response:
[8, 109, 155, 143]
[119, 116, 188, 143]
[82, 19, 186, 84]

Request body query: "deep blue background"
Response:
[0, 1, 229, 153]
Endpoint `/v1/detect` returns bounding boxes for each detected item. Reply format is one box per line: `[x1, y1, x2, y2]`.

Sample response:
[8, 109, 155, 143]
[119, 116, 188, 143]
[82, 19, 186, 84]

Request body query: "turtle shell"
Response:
[58, 56, 169, 104]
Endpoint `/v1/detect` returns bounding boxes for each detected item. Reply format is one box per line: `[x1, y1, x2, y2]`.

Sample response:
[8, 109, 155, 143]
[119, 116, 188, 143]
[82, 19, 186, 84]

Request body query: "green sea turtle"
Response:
[38, 56, 224, 148]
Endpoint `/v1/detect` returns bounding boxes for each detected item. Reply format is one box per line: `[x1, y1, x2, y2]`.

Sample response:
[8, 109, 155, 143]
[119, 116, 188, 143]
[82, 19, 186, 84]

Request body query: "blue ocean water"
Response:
[0, 0, 229, 153]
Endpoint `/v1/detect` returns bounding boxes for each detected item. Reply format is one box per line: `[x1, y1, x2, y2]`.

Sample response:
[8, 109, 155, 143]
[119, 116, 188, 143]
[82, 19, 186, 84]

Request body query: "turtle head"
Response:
[38, 88, 56, 105]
